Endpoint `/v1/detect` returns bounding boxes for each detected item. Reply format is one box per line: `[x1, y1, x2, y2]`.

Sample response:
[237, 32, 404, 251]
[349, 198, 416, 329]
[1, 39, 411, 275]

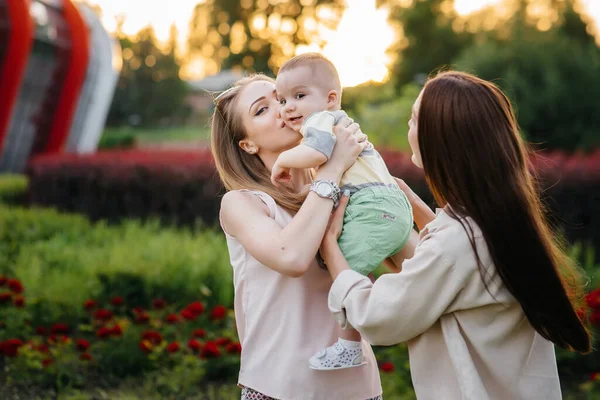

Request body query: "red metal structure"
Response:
[0, 0, 34, 155]
[43, 0, 89, 153]
[0, 0, 111, 173]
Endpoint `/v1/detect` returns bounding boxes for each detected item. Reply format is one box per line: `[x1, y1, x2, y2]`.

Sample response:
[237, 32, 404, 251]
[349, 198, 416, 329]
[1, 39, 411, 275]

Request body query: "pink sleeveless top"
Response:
[221, 190, 382, 400]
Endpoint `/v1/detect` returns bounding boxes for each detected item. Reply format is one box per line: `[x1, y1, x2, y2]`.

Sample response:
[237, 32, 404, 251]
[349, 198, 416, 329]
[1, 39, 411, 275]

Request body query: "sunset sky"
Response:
[88, 0, 600, 87]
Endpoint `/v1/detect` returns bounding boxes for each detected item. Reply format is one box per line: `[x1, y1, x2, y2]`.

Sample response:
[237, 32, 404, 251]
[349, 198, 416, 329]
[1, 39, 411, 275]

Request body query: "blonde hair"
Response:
[279, 52, 342, 94]
[210, 74, 308, 212]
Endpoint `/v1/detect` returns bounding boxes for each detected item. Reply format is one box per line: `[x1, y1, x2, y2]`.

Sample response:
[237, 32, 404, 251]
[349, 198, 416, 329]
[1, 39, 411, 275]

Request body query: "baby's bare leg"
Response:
[339, 326, 362, 342]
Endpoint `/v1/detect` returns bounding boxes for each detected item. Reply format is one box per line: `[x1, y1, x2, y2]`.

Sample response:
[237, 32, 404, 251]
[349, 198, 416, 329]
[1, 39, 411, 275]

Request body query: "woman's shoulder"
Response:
[221, 190, 272, 212]
[219, 190, 273, 236]
[423, 209, 488, 265]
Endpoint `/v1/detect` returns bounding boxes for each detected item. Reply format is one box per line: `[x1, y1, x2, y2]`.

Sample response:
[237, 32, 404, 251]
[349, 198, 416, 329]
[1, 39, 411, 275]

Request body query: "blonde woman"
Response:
[211, 74, 385, 400]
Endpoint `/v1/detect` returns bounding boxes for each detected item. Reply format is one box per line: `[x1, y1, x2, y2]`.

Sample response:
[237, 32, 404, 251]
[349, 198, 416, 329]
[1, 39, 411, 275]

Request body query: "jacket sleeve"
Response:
[328, 231, 467, 345]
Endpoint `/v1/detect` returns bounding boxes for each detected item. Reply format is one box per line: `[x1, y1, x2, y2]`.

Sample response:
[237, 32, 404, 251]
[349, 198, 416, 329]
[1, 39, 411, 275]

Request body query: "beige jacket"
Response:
[329, 208, 561, 400]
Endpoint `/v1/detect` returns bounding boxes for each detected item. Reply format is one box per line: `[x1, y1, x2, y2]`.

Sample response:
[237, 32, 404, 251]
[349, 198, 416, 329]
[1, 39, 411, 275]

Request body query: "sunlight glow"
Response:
[89, 0, 600, 87]
[300, 0, 396, 87]
[454, 0, 502, 15]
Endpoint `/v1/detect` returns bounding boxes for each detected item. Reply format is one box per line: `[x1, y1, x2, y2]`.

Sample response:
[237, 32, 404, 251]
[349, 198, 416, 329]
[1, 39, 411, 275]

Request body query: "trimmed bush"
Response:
[530, 150, 600, 256]
[98, 132, 136, 150]
[0, 174, 28, 206]
[27, 149, 222, 227]
[26, 148, 600, 257]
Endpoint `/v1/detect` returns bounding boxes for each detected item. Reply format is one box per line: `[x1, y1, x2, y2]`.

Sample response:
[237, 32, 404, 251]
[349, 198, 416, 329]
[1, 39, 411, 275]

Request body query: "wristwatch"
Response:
[310, 180, 341, 208]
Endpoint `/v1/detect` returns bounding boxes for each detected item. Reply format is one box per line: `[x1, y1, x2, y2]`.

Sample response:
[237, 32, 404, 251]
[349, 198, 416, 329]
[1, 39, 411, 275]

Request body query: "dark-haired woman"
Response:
[322, 71, 590, 400]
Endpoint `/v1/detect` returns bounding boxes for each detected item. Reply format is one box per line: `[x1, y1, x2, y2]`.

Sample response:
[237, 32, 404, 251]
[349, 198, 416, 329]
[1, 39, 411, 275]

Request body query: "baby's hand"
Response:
[271, 161, 292, 187]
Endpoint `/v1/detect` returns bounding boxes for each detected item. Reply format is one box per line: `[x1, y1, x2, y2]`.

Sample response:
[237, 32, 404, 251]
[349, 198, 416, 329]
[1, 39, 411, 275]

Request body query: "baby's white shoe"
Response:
[309, 340, 364, 370]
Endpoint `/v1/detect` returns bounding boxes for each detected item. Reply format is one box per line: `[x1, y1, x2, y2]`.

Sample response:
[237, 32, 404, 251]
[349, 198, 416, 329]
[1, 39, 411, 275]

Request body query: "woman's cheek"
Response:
[408, 129, 423, 168]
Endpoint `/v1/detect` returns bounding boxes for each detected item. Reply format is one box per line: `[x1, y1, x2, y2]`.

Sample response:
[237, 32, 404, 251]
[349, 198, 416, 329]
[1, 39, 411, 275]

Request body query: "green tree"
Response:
[186, 0, 344, 75]
[107, 23, 189, 127]
[382, 0, 473, 90]
[454, 0, 600, 151]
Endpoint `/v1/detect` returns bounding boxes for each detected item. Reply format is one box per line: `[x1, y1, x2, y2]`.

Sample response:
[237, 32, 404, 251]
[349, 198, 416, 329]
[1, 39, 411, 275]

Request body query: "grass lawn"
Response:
[102, 125, 209, 145]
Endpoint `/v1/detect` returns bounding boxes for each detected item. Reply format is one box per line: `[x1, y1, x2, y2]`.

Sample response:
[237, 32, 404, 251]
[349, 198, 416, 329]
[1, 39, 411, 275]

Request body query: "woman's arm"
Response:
[394, 178, 436, 231]
[381, 230, 420, 273]
[221, 118, 367, 278]
[324, 233, 465, 345]
[320, 195, 465, 346]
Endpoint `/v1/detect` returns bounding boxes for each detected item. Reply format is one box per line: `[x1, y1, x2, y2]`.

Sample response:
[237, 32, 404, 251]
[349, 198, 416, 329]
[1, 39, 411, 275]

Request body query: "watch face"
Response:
[316, 182, 333, 197]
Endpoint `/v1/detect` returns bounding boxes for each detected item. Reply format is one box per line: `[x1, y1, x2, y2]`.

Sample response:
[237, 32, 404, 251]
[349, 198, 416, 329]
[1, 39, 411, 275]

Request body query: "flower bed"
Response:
[0, 275, 241, 393]
[0, 204, 600, 397]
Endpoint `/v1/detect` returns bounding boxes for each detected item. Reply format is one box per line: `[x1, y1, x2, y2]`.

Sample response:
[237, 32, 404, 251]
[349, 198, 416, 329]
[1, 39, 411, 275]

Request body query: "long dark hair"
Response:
[418, 71, 591, 353]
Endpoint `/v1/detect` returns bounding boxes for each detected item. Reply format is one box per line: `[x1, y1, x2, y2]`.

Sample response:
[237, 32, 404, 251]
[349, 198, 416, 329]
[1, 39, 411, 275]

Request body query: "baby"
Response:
[272, 53, 414, 370]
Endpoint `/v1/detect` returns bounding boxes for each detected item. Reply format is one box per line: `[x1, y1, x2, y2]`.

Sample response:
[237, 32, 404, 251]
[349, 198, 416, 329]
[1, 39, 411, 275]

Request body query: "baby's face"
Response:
[275, 66, 331, 132]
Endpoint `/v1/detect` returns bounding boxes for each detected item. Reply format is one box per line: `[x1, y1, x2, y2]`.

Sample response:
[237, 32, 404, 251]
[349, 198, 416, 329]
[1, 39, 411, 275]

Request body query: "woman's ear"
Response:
[239, 139, 259, 154]
[327, 90, 340, 110]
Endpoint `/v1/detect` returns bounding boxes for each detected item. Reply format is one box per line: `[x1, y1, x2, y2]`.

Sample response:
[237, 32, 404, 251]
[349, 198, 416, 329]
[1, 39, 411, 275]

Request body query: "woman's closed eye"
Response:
[255, 106, 268, 116]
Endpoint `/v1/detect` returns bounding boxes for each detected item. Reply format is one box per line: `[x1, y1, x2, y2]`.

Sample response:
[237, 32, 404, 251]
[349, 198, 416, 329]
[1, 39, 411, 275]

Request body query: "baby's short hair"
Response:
[279, 52, 342, 94]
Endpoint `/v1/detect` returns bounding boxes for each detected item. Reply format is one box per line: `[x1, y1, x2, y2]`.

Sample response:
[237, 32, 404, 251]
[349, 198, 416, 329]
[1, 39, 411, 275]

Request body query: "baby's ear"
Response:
[327, 90, 340, 110]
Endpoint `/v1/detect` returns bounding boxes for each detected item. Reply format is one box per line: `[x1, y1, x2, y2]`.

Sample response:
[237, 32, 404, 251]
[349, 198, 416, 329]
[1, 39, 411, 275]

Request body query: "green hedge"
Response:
[0, 205, 233, 326]
[98, 132, 136, 150]
[0, 174, 27, 206]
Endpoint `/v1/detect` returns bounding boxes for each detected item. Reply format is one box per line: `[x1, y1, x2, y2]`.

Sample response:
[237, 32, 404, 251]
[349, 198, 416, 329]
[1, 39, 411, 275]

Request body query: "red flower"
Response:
[135, 312, 150, 324]
[111, 296, 125, 306]
[35, 326, 48, 336]
[50, 323, 70, 334]
[590, 311, 600, 327]
[590, 372, 600, 381]
[188, 339, 202, 351]
[80, 353, 93, 361]
[180, 309, 196, 321]
[0, 339, 23, 357]
[210, 305, 227, 320]
[0, 276, 6, 286]
[152, 299, 167, 310]
[7, 279, 23, 294]
[42, 358, 53, 368]
[192, 329, 206, 338]
[586, 290, 600, 310]
[133, 307, 145, 314]
[110, 325, 123, 337]
[94, 309, 113, 321]
[139, 340, 152, 353]
[13, 295, 25, 307]
[380, 362, 394, 373]
[48, 334, 69, 344]
[226, 342, 242, 354]
[216, 337, 231, 347]
[166, 314, 180, 324]
[186, 301, 205, 316]
[142, 330, 163, 345]
[97, 327, 112, 339]
[83, 299, 97, 310]
[76, 339, 90, 352]
[167, 342, 180, 353]
[37, 344, 49, 354]
[200, 341, 221, 358]
[0, 292, 12, 303]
